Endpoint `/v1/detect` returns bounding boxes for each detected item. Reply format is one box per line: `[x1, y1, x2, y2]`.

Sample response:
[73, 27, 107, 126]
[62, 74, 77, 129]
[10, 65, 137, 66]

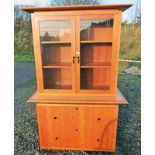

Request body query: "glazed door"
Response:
[76, 14, 121, 94]
[33, 15, 76, 93]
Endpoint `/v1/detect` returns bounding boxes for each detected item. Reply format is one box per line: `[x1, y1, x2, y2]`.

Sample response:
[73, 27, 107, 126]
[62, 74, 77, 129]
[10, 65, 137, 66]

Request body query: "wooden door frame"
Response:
[75, 12, 121, 95]
[32, 14, 76, 94]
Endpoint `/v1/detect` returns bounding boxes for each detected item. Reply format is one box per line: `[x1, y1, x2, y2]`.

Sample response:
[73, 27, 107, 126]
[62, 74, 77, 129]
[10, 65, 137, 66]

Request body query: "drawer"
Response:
[36, 104, 118, 152]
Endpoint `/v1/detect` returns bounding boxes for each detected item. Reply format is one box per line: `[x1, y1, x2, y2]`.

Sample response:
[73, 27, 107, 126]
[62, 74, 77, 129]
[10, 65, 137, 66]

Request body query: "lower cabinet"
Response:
[36, 104, 118, 152]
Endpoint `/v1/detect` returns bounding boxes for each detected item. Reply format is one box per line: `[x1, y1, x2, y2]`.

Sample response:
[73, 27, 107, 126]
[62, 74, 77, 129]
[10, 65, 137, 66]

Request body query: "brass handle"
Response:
[77, 56, 80, 63]
[73, 56, 76, 63]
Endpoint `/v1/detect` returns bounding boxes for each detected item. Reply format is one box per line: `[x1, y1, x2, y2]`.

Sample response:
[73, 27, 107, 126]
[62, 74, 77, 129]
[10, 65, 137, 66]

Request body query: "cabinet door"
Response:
[32, 15, 76, 93]
[76, 14, 121, 95]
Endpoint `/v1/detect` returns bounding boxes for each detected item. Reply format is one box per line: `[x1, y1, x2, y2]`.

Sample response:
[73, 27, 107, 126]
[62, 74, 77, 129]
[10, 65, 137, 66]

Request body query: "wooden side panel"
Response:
[36, 104, 118, 151]
[110, 12, 122, 95]
[31, 14, 44, 92]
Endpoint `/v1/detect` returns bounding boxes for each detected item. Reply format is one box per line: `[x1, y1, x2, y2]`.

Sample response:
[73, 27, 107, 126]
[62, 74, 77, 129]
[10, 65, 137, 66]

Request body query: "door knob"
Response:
[73, 56, 76, 63]
[77, 56, 80, 63]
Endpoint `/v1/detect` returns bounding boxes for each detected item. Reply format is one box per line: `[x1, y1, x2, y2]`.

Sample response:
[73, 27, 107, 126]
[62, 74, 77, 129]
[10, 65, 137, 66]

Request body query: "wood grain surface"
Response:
[37, 104, 118, 152]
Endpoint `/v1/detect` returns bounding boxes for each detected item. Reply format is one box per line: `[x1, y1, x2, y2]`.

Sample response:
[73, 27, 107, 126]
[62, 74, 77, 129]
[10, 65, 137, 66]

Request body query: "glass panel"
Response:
[39, 20, 72, 90]
[80, 68, 110, 90]
[80, 18, 113, 91]
[43, 68, 72, 89]
[39, 20, 71, 41]
[80, 19, 113, 42]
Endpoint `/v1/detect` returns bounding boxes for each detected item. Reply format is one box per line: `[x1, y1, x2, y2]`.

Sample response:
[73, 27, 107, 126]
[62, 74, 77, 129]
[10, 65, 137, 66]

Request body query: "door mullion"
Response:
[75, 16, 81, 93]
[71, 16, 77, 93]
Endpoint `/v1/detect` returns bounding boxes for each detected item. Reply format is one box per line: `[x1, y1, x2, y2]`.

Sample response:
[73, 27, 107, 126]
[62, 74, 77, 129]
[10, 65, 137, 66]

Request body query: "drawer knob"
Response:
[97, 118, 101, 121]
[53, 116, 57, 119]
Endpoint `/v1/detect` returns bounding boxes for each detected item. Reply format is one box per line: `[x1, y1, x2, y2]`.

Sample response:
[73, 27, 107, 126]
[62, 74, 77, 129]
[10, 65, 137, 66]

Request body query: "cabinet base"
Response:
[36, 104, 118, 152]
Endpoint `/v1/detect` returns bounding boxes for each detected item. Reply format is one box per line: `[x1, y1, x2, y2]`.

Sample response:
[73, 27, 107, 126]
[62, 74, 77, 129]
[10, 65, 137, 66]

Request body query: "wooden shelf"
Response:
[43, 62, 72, 68]
[27, 89, 128, 104]
[81, 66, 111, 68]
[41, 41, 71, 44]
[81, 85, 110, 90]
[48, 85, 72, 89]
[81, 62, 111, 68]
[80, 41, 112, 44]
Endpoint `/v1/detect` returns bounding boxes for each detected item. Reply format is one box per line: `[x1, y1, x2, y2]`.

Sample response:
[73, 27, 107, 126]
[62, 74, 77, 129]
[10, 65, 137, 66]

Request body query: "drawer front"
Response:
[36, 104, 118, 152]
